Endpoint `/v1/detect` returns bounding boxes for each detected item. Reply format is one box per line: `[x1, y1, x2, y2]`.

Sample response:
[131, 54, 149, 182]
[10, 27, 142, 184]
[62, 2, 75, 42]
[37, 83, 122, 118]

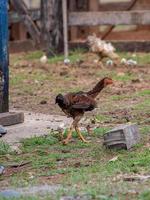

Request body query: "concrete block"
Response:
[103, 124, 140, 150]
[0, 112, 24, 126]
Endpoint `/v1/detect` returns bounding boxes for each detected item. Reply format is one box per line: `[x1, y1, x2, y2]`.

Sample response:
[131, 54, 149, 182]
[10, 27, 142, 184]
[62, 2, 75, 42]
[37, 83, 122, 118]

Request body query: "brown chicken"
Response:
[55, 77, 113, 144]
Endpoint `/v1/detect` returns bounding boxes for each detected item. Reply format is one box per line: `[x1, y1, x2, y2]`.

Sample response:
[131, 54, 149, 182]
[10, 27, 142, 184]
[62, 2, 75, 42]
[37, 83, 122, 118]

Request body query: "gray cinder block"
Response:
[103, 124, 140, 150]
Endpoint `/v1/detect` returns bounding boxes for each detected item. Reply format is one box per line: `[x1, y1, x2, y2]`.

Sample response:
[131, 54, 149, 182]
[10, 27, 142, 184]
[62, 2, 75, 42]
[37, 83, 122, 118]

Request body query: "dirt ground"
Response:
[9, 51, 150, 119]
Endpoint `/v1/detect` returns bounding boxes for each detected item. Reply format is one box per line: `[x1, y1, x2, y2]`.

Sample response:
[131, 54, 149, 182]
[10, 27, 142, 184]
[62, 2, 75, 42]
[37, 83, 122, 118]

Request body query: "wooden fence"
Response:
[9, 0, 150, 52]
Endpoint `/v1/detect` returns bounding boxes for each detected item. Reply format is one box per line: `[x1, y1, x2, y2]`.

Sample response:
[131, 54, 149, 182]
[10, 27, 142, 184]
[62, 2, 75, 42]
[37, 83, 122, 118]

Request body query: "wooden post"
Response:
[0, 0, 9, 112]
[69, 0, 78, 41]
[41, 0, 63, 56]
[88, 0, 100, 35]
[62, 0, 68, 58]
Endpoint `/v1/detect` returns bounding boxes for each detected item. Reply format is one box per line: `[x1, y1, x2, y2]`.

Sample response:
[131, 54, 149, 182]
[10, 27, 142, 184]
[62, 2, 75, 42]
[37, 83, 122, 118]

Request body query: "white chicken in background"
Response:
[64, 58, 70, 65]
[40, 55, 48, 64]
[87, 34, 119, 65]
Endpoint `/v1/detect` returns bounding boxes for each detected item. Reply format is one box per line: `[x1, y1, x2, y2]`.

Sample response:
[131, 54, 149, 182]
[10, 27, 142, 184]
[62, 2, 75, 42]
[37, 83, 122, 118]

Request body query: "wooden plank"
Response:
[88, 0, 99, 35]
[11, 23, 27, 40]
[99, 1, 150, 11]
[101, 0, 138, 40]
[9, 40, 41, 53]
[9, 9, 40, 23]
[69, 11, 150, 26]
[69, 40, 150, 52]
[99, 2, 133, 11]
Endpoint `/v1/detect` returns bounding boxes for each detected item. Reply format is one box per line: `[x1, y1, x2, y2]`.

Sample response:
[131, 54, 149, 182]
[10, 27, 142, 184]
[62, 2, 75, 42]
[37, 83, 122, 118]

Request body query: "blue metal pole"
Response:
[0, 0, 9, 112]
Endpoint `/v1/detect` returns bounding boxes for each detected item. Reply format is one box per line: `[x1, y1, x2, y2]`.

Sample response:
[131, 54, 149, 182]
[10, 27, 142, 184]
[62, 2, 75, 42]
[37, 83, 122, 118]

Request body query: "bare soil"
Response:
[9, 52, 150, 120]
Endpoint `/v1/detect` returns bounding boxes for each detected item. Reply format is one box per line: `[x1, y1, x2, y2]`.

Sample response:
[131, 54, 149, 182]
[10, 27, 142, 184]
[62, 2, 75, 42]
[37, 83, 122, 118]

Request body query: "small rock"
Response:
[40, 100, 47, 105]
[60, 195, 92, 200]
[123, 175, 150, 182]
[131, 79, 141, 83]
[58, 123, 65, 129]
[60, 71, 68, 76]
[0, 190, 21, 198]
[0, 125, 7, 137]
[11, 146, 22, 155]
[0, 165, 5, 175]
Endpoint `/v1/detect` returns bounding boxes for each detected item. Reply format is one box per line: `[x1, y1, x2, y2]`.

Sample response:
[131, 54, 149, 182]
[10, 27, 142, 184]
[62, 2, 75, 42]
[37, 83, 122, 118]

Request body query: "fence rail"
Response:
[69, 10, 150, 26]
[9, 9, 40, 23]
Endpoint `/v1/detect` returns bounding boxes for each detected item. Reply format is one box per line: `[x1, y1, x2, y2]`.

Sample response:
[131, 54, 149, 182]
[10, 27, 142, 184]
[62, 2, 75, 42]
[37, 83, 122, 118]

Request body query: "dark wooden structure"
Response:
[40, 0, 63, 55]
[0, 0, 24, 125]
[8, 0, 150, 52]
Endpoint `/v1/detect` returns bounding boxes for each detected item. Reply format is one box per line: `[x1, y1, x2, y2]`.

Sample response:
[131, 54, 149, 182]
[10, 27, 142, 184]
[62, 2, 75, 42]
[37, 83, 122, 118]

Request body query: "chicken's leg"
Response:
[63, 125, 73, 145]
[75, 126, 90, 143]
[74, 116, 90, 143]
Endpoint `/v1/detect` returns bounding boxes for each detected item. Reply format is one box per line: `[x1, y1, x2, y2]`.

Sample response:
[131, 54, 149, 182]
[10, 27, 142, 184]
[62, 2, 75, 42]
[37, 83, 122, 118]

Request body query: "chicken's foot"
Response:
[75, 126, 90, 143]
[63, 126, 73, 145]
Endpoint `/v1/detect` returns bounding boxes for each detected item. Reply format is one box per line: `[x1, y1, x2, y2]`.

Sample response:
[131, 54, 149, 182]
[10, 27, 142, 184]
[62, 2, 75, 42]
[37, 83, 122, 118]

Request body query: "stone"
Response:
[0, 125, 7, 137]
[0, 190, 21, 198]
[40, 100, 47, 105]
[0, 112, 24, 126]
[103, 124, 140, 150]
[0, 165, 5, 175]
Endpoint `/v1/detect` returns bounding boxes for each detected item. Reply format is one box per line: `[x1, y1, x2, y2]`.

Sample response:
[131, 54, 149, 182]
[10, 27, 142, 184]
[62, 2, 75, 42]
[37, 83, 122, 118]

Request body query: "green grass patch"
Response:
[138, 89, 150, 96]
[21, 135, 58, 151]
[0, 141, 11, 155]
[24, 48, 85, 64]
[134, 99, 150, 111]
[118, 52, 150, 65]
[25, 51, 43, 60]
[139, 191, 150, 200]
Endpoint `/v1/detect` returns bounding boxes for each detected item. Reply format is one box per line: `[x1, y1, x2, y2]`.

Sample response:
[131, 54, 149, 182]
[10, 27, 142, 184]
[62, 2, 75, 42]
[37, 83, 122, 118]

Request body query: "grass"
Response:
[140, 191, 150, 200]
[138, 89, 150, 96]
[4, 50, 150, 199]
[118, 52, 150, 65]
[1, 124, 150, 199]
[0, 141, 11, 155]
[24, 48, 85, 64]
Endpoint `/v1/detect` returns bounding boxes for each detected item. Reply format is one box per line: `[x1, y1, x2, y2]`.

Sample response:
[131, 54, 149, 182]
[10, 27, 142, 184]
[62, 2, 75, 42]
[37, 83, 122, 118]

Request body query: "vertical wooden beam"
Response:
[88, 0, 99, 35]
[0, 0, 9, 112]
[69, 0, 78, 41]
[62, 0, 69, 58]
[41, 0, 63, 56]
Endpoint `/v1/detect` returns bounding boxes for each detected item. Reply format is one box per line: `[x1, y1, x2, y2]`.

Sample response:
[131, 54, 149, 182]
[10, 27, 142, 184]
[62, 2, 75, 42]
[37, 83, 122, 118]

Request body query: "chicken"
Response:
[55, 77, 113, 144]
[87, 35, 119, 65]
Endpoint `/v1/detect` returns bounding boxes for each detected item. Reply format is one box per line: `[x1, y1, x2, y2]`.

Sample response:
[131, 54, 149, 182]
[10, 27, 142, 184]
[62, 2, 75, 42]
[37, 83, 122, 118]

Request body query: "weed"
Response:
[0, 141, 11, 155]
